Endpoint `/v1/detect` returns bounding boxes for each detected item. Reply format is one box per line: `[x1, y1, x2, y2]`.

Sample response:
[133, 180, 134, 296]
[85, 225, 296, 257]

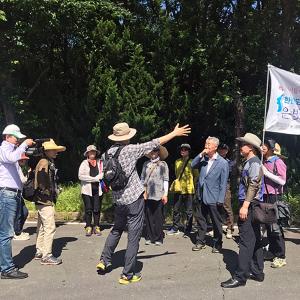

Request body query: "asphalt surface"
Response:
[0, 223, 299, 300]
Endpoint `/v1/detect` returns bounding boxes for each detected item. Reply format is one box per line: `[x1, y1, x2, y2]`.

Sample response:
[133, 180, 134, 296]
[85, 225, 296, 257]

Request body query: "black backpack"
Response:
[22, 169, 36, 202]
[103, 146, 130, 191]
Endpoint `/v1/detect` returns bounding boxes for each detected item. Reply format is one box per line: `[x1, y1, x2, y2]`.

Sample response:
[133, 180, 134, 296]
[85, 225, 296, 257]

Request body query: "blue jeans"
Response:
[14, 198, 29, 235]
[0, 189, 20, 273]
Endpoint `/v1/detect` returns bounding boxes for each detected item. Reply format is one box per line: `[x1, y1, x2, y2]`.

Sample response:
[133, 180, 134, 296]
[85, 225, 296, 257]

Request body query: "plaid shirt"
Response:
[107, 139, 160, 205]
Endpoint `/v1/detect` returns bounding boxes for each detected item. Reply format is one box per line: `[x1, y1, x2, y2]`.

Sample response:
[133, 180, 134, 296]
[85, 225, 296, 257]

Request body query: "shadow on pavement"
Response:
[222, 248, 238, 276]
[14, 236, 77, 268]
[284, 237, 300, 245]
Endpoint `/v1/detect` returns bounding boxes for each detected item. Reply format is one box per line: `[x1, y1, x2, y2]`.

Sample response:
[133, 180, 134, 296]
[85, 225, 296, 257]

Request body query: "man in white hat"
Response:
[33, 139, 66, 266]
[221, 133, 264, 288]
[0, 124, 34, 279]
[97, 122, 190, 285]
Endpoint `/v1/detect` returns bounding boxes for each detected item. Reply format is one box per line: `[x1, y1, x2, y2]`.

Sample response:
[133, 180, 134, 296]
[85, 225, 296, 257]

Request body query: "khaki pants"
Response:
[36, 204, 56, 257]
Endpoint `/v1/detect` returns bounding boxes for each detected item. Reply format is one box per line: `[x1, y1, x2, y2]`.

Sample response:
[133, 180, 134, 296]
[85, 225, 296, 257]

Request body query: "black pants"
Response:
[172, 194, 193, 232]
[82, 193, 102, 227]
[234, 204, 264, 283]
[100, 197, 144, 277]
[223, 183, 234, 230]
[263, 194, 286, 258]
[193, 200, 223, 246]
[145, 199, 164, 243]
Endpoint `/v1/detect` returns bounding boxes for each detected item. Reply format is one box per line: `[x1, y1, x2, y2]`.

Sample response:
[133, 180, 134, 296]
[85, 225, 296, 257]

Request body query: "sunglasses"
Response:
[181, 148, 189, 152]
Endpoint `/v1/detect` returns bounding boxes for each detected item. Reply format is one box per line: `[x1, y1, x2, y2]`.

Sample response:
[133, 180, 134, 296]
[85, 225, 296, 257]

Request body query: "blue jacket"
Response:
[191, 153, 229, 205]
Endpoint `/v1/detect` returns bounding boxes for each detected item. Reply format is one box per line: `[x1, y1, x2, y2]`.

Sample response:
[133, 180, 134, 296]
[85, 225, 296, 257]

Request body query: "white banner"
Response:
[265, 65, 300, 135]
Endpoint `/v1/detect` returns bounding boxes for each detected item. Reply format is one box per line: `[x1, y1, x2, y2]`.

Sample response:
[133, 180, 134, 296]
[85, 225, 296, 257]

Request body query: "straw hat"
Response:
[108, 122, 137, 142]
[42, 139, 66, 152]
[274, 143, 288, 159]
[84, 145, 100, 157]
[2, 124, 26, 139]
[146, 146, 169, 161]
[236, 133, 261, 151]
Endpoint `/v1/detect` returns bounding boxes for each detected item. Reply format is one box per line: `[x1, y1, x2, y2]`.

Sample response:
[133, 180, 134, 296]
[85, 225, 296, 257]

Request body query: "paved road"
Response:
[0, 224, 299, 300]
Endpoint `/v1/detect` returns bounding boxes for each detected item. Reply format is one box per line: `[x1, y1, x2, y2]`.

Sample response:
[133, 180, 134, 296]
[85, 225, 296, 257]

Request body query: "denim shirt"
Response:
[238, 156, 264, 203]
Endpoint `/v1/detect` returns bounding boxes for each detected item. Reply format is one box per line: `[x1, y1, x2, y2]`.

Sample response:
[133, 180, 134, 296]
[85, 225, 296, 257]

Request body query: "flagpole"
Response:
[261, 64, 271, 161]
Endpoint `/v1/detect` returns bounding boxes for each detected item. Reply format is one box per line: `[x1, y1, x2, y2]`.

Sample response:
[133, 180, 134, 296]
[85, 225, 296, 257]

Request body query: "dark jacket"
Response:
[34, 158, 57, 205]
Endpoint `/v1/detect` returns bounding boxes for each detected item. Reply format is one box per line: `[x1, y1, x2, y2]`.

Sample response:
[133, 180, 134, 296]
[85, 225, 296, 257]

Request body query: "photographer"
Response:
[33, 139, 66, 265]
[0, 124, 33, 279]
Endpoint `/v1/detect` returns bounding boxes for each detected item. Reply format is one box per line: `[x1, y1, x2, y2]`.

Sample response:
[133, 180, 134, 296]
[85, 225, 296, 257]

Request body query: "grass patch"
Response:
[25, 183, 114, 213]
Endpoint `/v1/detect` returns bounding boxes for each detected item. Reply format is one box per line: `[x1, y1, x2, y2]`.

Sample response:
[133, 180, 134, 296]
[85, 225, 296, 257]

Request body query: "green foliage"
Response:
[1, 0, 300, 213]
[25, 183, 114, 213]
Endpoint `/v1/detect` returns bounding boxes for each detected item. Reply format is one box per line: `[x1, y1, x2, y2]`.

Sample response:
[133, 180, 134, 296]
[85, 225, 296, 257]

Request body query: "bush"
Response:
[285, 194, 300, 225]
[25, 183, 114, 213]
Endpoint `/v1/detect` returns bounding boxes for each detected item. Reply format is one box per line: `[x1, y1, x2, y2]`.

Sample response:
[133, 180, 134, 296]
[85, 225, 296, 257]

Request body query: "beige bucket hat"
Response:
[42, 139, 66, 152]
[236, 133, 261, 151]
[84, 145, 100, 157]
[274, 143, 288, 159]
[146, 146, 169, 161]
[108, 122, 137, 142]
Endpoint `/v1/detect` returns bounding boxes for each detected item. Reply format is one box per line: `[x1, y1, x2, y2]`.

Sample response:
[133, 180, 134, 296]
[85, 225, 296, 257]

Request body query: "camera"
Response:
[25, 138, 50, 157]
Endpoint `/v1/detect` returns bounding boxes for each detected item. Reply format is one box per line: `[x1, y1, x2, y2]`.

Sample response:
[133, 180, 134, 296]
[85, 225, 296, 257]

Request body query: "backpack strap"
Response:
[113, 145, 125, 159]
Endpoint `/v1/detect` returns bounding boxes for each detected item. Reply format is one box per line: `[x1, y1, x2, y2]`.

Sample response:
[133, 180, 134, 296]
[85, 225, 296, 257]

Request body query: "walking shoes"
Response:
[119, 274, 142, 285]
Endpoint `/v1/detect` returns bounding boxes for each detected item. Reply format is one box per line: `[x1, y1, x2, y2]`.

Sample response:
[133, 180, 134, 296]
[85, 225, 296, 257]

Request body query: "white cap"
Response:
[2, 124, 26, 139]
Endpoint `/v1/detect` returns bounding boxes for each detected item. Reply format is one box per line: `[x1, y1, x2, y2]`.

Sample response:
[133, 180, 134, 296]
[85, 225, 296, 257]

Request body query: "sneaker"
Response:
[207, 230, 214, 237]
[119, 274, 142, 285]
[13, 232, 30, 241]
[155, 241, 163, 246]
[271, 257, 287, 268]
[41, 255, 62, 265]
[1, 268, 28, 279]
[226, 229, 233, 239]
[85, 226, 92, 237]
[212, 245, 222, 253]
[34, 252, 43, 260]
[192, 243, 206, 251]
[96, 260, 112, 272]
[145, 240, 151, 245]
[94, 226, 102, 236]
[166, 228, 180, 236]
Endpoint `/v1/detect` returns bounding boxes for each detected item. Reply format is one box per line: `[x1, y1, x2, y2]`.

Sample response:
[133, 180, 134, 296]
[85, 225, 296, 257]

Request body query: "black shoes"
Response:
[221, 278, 246, 288]
[249, 273, 265, 282]
[1, 268, 28, 279]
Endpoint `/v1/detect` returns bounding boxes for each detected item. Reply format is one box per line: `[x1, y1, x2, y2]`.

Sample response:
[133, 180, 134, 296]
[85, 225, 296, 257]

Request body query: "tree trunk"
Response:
[281, 0, 297, 69]
[232, 93, 245, 193]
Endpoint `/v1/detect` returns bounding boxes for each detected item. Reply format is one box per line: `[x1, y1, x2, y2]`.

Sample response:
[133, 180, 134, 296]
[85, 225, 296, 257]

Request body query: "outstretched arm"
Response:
[158, 124, 191, 145]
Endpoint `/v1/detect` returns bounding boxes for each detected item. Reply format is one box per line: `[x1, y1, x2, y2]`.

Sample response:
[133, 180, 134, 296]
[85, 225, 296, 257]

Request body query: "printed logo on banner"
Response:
[265, 65, 300, 135]
[276, 86, 300, 122]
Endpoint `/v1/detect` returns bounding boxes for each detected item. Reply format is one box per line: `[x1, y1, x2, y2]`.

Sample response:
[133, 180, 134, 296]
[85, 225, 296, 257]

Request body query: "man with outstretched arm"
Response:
[96, 123, 191, 285]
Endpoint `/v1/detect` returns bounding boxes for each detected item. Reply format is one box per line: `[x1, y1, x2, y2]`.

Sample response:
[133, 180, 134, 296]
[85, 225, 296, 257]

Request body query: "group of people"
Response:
[0, 121, 288, 288]
[0, 124, 66, 279]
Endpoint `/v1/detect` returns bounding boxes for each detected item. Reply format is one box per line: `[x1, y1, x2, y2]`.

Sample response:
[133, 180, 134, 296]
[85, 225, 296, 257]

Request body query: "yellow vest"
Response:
[175, 158, 198, 195]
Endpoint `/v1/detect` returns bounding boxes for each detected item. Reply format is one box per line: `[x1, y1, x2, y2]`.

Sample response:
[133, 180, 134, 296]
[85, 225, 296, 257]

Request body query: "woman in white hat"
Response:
[141, 146, 169, 246]
[78, 145, 104, 236]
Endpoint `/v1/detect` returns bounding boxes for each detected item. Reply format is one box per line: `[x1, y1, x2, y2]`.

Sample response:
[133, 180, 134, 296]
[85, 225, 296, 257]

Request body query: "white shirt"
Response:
[199, 152, 218, 174]
[206, 153, 218, 174]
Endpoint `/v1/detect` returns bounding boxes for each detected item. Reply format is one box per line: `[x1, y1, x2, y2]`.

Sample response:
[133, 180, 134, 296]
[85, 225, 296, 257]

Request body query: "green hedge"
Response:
[25, 183, 300, 224]
[25, 183, 113, 213]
